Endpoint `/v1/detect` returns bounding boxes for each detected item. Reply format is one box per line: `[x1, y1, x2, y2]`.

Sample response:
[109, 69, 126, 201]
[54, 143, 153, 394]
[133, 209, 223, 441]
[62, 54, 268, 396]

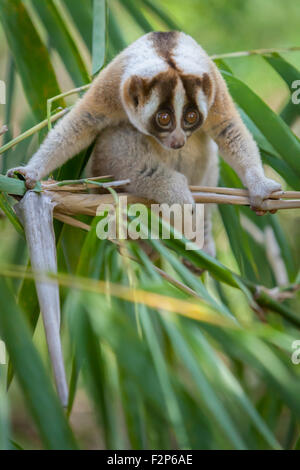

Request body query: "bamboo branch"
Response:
[0, 174, 299, 211]
[189, 186, 300, 199]
[211, 46, 300, 60]
[15, 192, 68, 407]
[44, 189, 300, 217]
[54, 212, 91, 231]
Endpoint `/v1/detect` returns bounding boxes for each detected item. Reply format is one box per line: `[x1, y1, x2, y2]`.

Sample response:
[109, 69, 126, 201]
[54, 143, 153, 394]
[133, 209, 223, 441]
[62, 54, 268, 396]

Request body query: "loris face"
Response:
[122, 69, 212, 150]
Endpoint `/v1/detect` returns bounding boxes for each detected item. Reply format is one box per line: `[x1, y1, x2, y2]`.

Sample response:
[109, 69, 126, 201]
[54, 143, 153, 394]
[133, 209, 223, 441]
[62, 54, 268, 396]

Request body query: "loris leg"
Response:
[203, 63, 281, 214]
[7, 60, 124, 188]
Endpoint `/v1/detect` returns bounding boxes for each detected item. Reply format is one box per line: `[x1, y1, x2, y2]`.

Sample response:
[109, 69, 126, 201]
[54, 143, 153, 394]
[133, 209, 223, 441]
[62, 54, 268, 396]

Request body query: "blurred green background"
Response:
[0, 0, 299, 450]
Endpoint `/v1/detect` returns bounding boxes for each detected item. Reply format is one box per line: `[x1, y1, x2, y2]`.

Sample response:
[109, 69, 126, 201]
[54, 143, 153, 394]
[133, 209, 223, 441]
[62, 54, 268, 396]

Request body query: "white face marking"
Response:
[172, 33, 211, 77]
[173, 80, 185, 130]
[142, 89, 160, 122]
[120, 32, 211, 144]
[196, 89, 208, 121]
[122, 34, 168, 82]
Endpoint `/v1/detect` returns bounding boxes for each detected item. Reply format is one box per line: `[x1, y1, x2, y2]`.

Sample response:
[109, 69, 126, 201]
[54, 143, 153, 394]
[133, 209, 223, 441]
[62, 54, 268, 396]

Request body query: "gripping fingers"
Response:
[249, 177, 281, 216]
[7, 167, 38, 189]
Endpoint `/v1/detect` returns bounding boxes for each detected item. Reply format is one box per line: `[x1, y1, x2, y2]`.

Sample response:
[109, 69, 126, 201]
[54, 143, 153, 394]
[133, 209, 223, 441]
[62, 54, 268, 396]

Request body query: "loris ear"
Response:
[123, 75, 146, 109]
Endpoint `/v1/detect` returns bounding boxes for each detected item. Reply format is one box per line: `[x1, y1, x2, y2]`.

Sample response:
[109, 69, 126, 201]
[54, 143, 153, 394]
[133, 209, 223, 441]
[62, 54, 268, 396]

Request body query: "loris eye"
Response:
[156, 111, 172, 128]
[184, 110, 199, 127]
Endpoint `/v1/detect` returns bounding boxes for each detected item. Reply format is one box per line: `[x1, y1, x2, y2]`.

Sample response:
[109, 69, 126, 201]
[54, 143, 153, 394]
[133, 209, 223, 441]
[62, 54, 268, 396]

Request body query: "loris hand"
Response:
[7, 167, 39, 189]
[248, 176, 282, 216]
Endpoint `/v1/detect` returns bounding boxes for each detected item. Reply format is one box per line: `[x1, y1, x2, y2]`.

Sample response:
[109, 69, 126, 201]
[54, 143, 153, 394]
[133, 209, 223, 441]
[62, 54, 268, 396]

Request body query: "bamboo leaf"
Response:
[0, 278, 77, 450]
[222, 71, 300, 177]
[32, 0, 90, 86]
[63, 0, 93, 52]
[0, 0, 64, 121]
[121, 0, 153, 33]
[141, 0, 179, 29]
[263, 53, 300, 125]
[92, 0, 107, 75]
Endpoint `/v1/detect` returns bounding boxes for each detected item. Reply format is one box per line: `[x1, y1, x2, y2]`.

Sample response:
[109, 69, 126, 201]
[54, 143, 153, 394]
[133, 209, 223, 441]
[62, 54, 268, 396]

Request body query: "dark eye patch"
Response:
[181, 105, 203, 132]
[148, 106, 175, 135]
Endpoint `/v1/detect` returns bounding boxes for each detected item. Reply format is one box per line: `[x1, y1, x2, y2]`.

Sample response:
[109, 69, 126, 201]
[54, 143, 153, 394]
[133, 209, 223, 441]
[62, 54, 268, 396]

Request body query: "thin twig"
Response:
[211, 46, 300, 60]
[0, 109, 69, 155]
[47, 84, 90, 131]
[192, 192, 300, 210]
[189, 186, 300, 199]
[54, 212, 91, 231]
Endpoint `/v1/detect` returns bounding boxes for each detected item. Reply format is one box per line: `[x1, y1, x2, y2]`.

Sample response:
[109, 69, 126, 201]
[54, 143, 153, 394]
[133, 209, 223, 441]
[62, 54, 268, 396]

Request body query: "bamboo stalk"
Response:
[15, 192, 68, 407]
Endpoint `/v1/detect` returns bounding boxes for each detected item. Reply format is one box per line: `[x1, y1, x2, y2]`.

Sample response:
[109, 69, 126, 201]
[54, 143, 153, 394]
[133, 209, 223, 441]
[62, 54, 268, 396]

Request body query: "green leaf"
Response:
[263, 53, 300, 125]
[163, 319, 247, 449]
[139, 305, 190, 448]
[92, 0, 107, 75]
[222, 71, 300, 177]
[141, 0, 179, 30]
[0, 278, 77, 450]
[1, 57, 15, 173]
[121, 0, 153, 33]
[107, 7, 127, 55]
[0, 0, 64, 121]
[0, 193, 24, 237]
[63, 0, 93, 52]
[32, 0, 90, 86]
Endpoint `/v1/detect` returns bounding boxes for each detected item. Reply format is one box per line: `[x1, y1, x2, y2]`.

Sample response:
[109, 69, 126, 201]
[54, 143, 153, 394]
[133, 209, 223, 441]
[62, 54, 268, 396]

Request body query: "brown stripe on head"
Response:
[150, 31, 180, 70]
[123, 69, 179, 110]
[146, 69, 179, 106]
[180, 73, 212, 103]
[180, 72, 212, 125]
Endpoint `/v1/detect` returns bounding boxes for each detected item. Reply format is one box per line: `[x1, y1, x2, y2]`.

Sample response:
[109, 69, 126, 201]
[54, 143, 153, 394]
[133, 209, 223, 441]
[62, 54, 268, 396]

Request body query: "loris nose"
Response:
[169, 132, 186, 149]
[170, 141, 184, 149]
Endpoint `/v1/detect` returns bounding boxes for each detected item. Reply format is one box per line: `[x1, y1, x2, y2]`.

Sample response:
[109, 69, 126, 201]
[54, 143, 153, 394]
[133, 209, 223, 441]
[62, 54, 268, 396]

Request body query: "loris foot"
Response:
[7, 167, 39, 189]
[248, 176, 281, 216]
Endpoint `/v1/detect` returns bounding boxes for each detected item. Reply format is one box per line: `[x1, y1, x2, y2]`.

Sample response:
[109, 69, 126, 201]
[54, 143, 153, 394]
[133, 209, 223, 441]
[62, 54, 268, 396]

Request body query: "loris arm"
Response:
[203, 63, 281, 211]
[7, 62, 125, 188]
